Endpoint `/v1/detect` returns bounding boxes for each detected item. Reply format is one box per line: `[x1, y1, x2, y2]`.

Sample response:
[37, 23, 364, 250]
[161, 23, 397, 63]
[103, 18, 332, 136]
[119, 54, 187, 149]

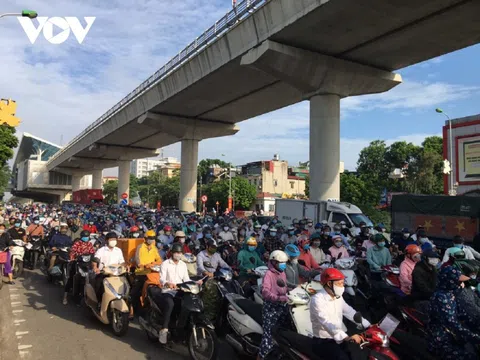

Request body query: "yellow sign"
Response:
[463, 140, 480, 178]
[0, 99, 20, 127]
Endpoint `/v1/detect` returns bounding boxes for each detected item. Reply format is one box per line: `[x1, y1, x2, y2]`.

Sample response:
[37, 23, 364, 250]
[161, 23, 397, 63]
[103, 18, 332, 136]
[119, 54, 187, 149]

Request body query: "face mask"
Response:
[303, 245, 310, 251]
[334, 285, 345, 297]
[412, 253, 422, 262]
[132, 233, 140, 238]
[89, 222, 94, 225]
[270, 232, 277, 237]
[334, 231, 340, 235]
[278, 263, 287, 272]
[173, 253, 182, 261]
[419, 238, 427, 244]
[180, 238, 185, 244]
[223, 227, 229, 231]
[208, 248, 217, 254]
[377, 242, 385, 247]
[288, 231, 294, 235]
[291, 258, 298, 265]
[272, 220, 277, 224]
[428, 258, 440, 267]
[34, 220, 39, 225]
[81, 236, 89, 242]
[323, 231, 330, 236]
[165, 231, 171, 236]
[248, 246, 256, 252]
[108, 240, 117, 248]
[470, 274, 477, 280]
[307, 223, 313, 227]
[403, 233, 410, 239]
[454, 244, 463, 249]
[335, 242, 342, 248]
[205, 234, 212, 239]
[312, 241, 320, 247]
[15, 223, 21, 228]
[197, 230, 202, 233]
[147, 239, 155, 245]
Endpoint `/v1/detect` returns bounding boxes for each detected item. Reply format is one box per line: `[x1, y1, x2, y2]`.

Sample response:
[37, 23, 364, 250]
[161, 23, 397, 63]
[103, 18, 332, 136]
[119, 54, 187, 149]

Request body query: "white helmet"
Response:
[270, 250, 288, 262]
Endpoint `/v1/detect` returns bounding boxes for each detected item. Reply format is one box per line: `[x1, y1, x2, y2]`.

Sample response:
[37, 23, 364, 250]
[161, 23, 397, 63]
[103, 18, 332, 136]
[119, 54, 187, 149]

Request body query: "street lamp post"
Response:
[222, 154, 233, 212]
[0, 10, 37, 19]
[436, 108, 455, 195]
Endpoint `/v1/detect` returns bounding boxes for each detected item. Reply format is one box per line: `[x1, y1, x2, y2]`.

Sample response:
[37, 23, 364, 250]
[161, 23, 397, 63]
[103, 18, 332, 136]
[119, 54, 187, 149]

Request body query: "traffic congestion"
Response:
[0, 202, 479, 360]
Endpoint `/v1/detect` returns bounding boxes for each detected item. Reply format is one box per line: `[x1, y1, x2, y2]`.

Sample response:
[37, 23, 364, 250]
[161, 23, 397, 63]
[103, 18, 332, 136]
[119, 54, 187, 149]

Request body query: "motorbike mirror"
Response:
[298, 259, 306, 267]
[353, 312, 363, 324]
[276, 279, 286, 287]
[337, 252, 342, 259]
[203, 262, 212, 268]
[249, 257, 256, 264]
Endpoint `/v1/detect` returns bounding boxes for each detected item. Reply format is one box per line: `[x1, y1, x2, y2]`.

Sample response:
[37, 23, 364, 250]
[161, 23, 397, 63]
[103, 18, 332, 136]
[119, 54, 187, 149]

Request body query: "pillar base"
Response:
[117, 161, 130, 203]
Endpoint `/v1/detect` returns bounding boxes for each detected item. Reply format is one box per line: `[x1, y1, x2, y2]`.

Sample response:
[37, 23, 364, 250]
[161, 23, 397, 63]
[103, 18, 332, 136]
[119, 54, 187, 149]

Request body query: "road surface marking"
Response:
[16, 331, 29, 336]
[12, 309, 23, 313]
[14, 319, 26, 324]
[18, 345, 32, 350]
[11, 301, 21, 306]
[19, 351, 29, 357]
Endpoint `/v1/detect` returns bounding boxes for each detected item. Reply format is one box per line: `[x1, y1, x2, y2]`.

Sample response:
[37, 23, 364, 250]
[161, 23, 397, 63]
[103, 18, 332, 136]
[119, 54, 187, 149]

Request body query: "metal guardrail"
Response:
[48, 0, 266, 164]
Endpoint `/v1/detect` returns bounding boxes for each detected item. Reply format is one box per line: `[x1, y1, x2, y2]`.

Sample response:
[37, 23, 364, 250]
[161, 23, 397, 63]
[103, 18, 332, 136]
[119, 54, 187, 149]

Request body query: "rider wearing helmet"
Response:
[455, 261, 480, 331]
[158, 225, 174, 247]
[366, 233, 392, 273]
[237, 236, 264, 277]
[284, 244, 311, 288]
[129, 225, 141, 238]
[137, 229, 161, 268]
[399, 244, 422, 295]
[297, 237, 321, 272]
[412, 249, 440, 309]
[48, 223, 73, 271]
[310, 268, 371, 358]
[258, 250, 289, 360]
[442, 235, 480, 264]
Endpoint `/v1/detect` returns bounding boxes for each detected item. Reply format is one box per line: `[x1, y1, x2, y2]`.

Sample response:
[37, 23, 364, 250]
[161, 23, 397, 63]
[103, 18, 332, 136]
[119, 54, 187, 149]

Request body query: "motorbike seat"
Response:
[235, 299, 263, 326]
[276, 328, 323, 359]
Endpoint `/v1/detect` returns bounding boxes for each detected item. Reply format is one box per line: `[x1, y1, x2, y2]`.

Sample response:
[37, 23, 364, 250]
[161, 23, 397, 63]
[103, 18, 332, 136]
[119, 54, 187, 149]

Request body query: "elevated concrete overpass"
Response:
[46, 0, 480, 211]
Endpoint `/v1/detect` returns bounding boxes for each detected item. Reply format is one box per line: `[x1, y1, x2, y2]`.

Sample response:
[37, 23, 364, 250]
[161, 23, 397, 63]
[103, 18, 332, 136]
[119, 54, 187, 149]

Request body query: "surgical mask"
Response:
[248, 246, 256, 252]
[288, 231, 294, 235]
[223, 227, 229, 231]
[428, 258, 440, 267]
[205, 234, 212, 239]
[179, 238, 185, 244]
[272, 220, 277, 224]
[15, 223, 21, 228]
[34, 220, 39, 225]
[270, 232, 277, 237]
[108, 240, 117, 248]
[147, 239, 155, 245]
[312, 241, 320, 247]
[412, 253, 422, 262]
[291, 258, 298, 265]
[89, 222, 94, 225]
[173, 253, 182, 261]
[323, 231, 330, 236]
[470, 274, 477, 280]
[334, 285, 345, 297]
[454, 244, 463, 249]
[334, 231, 340, 235]
[132, 233, 140, 238]
[419, 238, 427, 244]
[303, 245, 310, 251]
[81, 236, 89, 242]
[278, 263, 287, 272]
[403, 233, 410, 239]
[335, 242, 342, 248]
[377, 242, 385, 247]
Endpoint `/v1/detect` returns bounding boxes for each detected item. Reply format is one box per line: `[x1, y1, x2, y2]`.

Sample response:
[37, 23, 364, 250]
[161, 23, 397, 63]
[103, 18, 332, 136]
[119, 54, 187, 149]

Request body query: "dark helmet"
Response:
[105, 232, 118, 240]
[80, 230, 90, 238]
[171, 243, 184, 254]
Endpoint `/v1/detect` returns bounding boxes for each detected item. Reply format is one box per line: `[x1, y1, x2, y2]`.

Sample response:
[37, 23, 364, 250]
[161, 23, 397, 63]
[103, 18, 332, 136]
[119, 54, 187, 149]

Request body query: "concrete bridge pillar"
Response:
[91, 169, 103, 189]
[72, 175, 82, 192]
[309, 94, 340, 201]
[117, 161, 130, 203]
[179, 139, 199, 212]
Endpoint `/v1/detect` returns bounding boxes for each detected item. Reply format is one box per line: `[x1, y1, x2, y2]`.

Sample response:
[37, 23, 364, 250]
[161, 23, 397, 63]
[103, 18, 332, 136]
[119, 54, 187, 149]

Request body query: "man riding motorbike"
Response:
[48, 223, 73, 271]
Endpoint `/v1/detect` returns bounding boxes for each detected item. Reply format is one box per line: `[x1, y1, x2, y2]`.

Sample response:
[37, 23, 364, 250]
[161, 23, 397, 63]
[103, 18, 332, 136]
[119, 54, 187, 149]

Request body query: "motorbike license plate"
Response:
[25, 243, 33, 250]
[379, 313, 400, 337]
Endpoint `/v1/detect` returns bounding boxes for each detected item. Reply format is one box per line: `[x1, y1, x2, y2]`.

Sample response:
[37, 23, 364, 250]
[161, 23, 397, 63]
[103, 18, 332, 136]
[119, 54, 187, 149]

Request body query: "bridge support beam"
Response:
[72, 175, 83, 192]
[179, 139, 199, 212]
[117, 161, 130, 204]
[241, 40, 403, 201]
[91, 169, 103, 189]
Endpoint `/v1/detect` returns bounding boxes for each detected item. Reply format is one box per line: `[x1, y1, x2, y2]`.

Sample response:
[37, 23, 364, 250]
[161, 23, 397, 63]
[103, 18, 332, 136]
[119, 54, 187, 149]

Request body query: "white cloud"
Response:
[1, 1, 474, 179]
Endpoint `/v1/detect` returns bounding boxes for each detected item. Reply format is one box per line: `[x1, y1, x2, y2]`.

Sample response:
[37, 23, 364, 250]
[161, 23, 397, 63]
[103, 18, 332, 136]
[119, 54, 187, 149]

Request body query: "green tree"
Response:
[0, 166, 11, 199]
[203, 177, 256, 210]
[129, 174, 139, 197]
[0, 126, 19, 200]
[198, 158, 230, 183]
[422, 136, 443, 156]
[357, 140, 390, 186]
[103, 180, 118, 203]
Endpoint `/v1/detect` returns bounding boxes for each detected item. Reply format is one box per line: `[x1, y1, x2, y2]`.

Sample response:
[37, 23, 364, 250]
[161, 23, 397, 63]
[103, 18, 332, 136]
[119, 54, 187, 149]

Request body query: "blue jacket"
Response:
[49, 234, 73, 248]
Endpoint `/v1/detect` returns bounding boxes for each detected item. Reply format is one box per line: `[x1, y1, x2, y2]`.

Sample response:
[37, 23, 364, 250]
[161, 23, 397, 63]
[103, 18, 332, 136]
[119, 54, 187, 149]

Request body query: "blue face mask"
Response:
[454, 244, 463, 249]
[288, 231, 294, 235]
[15, 223, 21, 228]
[278, 263, 287, 272]
[303, 245, 310, 251]
[270, 232, 277, 237]
[205, 234, 212, 239]
[248, 246, 256, 252]
[378, 242, 386, 247]
[334, 231, 340, 235]
[81, 237, 89, 242]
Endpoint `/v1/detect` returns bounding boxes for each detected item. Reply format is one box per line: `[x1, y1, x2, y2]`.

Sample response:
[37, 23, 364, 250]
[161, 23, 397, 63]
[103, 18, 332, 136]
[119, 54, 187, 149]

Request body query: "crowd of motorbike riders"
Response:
[1, 203, 480, 360]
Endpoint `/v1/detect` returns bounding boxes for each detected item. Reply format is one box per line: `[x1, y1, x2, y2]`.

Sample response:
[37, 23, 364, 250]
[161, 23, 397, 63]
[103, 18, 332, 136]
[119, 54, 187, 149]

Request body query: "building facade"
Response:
[130, 157, 180, 178]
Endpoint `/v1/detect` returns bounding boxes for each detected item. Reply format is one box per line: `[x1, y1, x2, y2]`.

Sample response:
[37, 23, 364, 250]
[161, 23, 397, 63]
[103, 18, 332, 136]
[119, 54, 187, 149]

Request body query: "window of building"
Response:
[253, 179, 257, 185]
[269, 204, 275, 212]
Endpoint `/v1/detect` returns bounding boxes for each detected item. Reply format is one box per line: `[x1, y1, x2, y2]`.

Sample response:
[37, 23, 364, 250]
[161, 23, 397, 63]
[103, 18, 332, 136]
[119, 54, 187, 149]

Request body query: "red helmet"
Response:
[320, 268, 345, 285]
[130, 226, 139, 232]
[164, 225, 172, 232]
[405, 244, 422, 256]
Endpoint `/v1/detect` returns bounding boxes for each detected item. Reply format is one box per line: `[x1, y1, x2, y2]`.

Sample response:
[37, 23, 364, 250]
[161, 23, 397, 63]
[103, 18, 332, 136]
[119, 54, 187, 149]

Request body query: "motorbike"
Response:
[70, 253, 93, 302]
[320, 252, 358, 299]
[182, 253, 198, 277]
[252, 265, 268, 305]
[43, 247, 71, 286]
[84, 263, 131, 336]
[0, 248, 7, 290]
[25, 235, 46, 269]
[139, 269, 218, 360]
[10, 239, 26, 278]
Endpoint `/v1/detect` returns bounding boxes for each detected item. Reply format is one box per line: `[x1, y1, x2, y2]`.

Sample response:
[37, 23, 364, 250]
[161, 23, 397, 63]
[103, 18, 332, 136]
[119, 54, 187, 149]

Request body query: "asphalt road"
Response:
[0, 269, 239, 360]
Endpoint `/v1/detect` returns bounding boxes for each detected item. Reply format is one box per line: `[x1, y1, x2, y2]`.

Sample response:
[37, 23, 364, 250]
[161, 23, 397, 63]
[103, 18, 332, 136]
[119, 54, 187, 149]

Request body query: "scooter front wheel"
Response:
[12, 260, 23, 279]
[188, 325, 218, 360]
[111, 309, 129, 337]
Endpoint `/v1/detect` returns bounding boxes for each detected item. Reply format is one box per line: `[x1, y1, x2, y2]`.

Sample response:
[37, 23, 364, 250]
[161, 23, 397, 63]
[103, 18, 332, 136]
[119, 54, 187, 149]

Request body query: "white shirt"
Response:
[442, 245, 480, 263]
[310, 288, 370, 343]
[95, 246, 125, 270]
[160, 259, 190, 287]
[218, 231, 234, 242]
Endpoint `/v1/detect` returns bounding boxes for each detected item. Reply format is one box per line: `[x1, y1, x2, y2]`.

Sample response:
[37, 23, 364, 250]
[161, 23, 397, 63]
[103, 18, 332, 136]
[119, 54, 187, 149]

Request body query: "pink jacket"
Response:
[328, 246, 350, 260]
[262, 262, 288, 303]
[399, 257, 416, 295]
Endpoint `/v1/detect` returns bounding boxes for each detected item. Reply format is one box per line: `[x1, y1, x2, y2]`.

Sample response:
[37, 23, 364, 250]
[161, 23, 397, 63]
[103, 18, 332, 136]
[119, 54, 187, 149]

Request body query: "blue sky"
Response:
[2, 0, 479, 176]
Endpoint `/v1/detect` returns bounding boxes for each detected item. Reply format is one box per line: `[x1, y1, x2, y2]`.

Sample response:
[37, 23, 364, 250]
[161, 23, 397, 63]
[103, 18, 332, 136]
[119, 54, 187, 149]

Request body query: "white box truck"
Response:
[275, 199, 373, 234]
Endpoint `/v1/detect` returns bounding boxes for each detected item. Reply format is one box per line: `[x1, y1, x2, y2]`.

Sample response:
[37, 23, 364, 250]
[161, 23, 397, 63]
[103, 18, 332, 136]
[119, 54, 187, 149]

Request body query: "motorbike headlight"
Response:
[108, 266, 121, 276]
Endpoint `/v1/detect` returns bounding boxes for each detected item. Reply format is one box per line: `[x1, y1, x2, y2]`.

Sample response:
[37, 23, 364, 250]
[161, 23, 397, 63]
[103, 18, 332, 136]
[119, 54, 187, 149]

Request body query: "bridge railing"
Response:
[48, 0, 266, 163]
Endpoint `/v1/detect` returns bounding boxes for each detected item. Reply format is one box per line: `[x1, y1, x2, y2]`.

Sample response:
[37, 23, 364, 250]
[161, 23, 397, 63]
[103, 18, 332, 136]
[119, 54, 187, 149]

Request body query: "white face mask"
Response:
[291, 258, 298, 265]
[428, 258, 440, 267]
[180, 238, 185, 244]
[132, 233, 140, 238]
[223, 227, 229, 231]
[173, 253, 182, 261]
[108, 240, 117, 248]
[334, 285, 345, 297]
